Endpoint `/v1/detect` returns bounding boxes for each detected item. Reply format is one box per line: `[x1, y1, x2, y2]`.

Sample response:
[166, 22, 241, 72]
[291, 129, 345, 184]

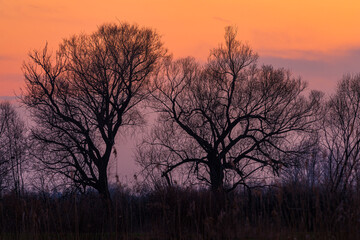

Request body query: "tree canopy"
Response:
[22, 22, 166, 202]
[138, 27, 322, 192]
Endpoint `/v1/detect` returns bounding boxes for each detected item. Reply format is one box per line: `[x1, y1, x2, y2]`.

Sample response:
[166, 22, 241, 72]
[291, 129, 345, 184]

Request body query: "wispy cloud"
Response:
[1, 1, 66, 21]
[0, 73, 23, 82]
[0, 96, 17, 101]
[259, 48, 356, 62]
[25, 3, 64, 14]
[213, 16, 231, 23]
[0, 55, 16, 61]
[260, 48, 360, 93]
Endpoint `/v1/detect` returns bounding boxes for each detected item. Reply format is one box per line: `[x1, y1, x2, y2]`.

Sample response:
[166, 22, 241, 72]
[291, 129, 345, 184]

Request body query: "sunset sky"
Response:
[1, 0, 360, 178]
[1, 0, 360, 97]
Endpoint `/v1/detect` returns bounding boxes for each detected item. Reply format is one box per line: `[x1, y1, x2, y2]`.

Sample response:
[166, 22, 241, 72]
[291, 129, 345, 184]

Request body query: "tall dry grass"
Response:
[1, 182, 359, 239]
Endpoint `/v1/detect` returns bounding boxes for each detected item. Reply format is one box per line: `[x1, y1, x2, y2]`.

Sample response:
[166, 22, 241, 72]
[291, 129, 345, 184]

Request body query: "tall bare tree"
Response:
[22, 23, 165, 203]
[0, 101, 27, 196]
[138, 27, 322, 192]
[322, 74, 360, 195]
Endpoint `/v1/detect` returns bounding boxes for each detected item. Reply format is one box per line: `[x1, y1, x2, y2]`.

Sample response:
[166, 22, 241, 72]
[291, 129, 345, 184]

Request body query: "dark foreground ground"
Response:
[1, 183, 360, 240]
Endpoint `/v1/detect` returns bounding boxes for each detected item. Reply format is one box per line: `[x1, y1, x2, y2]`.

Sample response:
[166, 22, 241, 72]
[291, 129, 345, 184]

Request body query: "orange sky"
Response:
[1, 0, 360, 97]
[2, 0, 360, 178]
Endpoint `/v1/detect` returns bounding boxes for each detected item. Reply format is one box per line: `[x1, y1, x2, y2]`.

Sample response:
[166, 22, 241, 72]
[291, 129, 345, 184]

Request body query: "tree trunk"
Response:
[208, 154, 226, 217]
[97, 167, 113, 216]
[96, 168, 115, 232]
[208, 154, 224, 193]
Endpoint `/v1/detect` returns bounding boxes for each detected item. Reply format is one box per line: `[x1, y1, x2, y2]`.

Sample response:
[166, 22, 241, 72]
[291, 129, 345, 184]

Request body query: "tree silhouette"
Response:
[0, 101, 27, 196]
[138, 27, 322, 193]
[322, 74, 360, 195]
[22, 23, 165, 205]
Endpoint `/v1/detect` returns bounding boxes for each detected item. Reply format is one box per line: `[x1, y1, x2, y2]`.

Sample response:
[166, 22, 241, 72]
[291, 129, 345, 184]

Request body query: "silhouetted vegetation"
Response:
[21, 22, 165, 208]
[1, 184, 360, 239]
[1, 22, 360, 239]
[0, 102, 27, 197]
[137, 26, 322, 194]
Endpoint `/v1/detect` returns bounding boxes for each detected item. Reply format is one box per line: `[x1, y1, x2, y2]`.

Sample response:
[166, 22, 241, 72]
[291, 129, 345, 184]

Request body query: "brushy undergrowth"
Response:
[1, 183, 359, 240]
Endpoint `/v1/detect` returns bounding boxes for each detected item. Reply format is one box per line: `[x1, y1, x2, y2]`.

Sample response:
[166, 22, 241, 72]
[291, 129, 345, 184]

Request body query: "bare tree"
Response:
[280, 138, 323, 188]
[322, 74, 360, 195]
[0, 101, 27, 196]
[21, 23, 165, 204]
[138, 27, 322, 193]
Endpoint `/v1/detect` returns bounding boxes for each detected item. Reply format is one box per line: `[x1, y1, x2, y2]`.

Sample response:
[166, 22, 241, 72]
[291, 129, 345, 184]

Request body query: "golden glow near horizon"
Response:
[1, 0, 360, 96]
